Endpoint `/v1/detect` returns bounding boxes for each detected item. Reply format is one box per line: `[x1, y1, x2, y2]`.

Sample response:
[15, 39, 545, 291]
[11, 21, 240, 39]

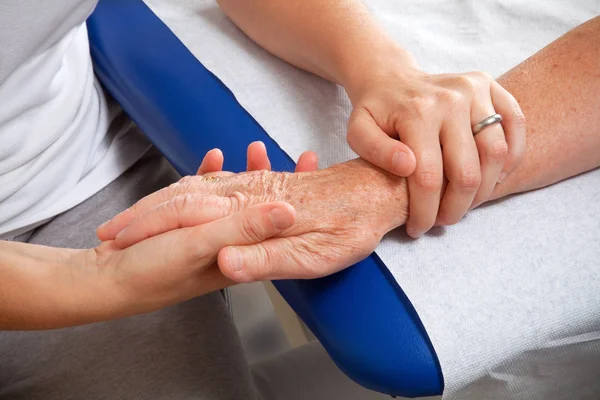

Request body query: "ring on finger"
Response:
[472, 113, 503, 136]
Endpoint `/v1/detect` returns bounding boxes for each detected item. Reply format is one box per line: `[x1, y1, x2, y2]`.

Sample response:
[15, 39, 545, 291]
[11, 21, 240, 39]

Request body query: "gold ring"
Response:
[202, 176, 221, 183]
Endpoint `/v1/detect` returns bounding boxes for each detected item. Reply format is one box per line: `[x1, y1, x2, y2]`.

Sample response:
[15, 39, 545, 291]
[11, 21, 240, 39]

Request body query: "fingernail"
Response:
[269, 207, 291, 230]
[227, 247, 243, 272]
[498, 172, 507, 183]
[392, 151, 410, 174]
[115, 228, 127, 241]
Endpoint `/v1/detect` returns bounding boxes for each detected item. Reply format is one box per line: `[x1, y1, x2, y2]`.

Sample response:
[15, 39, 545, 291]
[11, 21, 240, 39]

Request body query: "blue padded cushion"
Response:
[87, 0, 443, 397]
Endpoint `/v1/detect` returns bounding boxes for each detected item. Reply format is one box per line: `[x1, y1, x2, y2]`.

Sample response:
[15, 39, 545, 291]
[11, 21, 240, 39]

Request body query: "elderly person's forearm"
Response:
[490, 16, 600, 200]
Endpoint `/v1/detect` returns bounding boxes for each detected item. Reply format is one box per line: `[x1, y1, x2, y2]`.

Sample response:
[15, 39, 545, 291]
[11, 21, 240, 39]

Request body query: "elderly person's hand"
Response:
[343, 59, 527, 238]
[97, 157, 408, 283]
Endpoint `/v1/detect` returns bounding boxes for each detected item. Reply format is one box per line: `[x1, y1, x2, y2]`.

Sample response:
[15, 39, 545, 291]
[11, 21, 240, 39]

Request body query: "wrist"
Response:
[285, 158, 408, 237]
[340, 158, 409, 233]
[43, 246, 126, 329]
[86, 242, 233, 319]
[0, 241, 112, 330]
[326, 158, 409, 236]
[77, 243, 173, 322]
[338, 42, 421, 104]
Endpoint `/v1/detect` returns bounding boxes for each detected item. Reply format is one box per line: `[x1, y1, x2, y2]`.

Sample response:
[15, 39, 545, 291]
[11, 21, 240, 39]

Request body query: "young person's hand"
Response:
[2, 201, 296, 330]
[343, 57, 526, 237]
[215, 0, 526, 238]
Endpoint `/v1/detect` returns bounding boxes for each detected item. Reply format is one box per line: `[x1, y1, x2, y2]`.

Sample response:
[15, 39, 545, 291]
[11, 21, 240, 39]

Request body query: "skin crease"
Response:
[100, 16, 600, 285]
[215, 0, 528, 238]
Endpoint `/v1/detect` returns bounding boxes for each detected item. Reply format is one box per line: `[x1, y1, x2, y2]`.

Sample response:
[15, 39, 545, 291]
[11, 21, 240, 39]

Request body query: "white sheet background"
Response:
[145, 1, 600, 398]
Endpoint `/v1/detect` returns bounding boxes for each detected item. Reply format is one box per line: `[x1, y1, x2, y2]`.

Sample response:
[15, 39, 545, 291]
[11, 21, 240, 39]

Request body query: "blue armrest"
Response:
[87, 1, 443, 397]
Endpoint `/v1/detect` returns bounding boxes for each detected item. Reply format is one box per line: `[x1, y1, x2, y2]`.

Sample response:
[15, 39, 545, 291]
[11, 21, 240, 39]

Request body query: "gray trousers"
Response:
[0, 148, 392, 400]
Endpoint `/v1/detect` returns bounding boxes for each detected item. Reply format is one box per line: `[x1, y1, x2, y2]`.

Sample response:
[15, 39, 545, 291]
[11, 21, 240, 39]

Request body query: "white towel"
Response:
[146, 1, 600, 398]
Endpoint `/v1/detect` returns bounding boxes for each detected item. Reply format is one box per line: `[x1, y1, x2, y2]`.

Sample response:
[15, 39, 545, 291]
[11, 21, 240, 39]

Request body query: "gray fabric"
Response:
[0, 148, 258, 400]
[251, 341, 438, 400]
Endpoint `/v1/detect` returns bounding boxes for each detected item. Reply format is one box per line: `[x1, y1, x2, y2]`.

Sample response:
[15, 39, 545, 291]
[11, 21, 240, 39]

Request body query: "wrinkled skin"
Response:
[98, 158, 408, 282]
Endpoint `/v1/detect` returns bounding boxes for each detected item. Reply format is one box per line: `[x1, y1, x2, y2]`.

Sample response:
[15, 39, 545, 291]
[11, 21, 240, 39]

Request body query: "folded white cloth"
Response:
[146, 1, 600, 398]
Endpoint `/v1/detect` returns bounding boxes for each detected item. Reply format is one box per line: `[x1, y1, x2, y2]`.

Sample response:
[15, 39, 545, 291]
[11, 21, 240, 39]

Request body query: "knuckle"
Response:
[405, 96, 436, 119]
[469, 70, 493, 82]
[165, 183, 178, 199]
[166, 179, 186, 197]
[247, 170, 272, 192]
[456, 164, 481, 190]
[437, 89, 463, 107]
[486, 139, 509, 161]
[454, 74, 476, 92]
[415, 168, 442, 193]
[240, 213, 269, 242]
[178, 175, 195, 187]
[255, 169, 270, 182]
[228, 191, 248, 213]
[172, 193, 195, 214]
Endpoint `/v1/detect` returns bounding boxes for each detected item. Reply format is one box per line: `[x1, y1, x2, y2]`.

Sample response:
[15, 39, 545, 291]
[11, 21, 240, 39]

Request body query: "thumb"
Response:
[347, 107, 416, 177]
[218, 237, 321, 282]
[197, 202, 296, 251]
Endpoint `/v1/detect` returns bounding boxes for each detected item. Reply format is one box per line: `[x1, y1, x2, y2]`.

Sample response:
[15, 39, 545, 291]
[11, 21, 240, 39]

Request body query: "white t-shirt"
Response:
[0, 0, 151, 238]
